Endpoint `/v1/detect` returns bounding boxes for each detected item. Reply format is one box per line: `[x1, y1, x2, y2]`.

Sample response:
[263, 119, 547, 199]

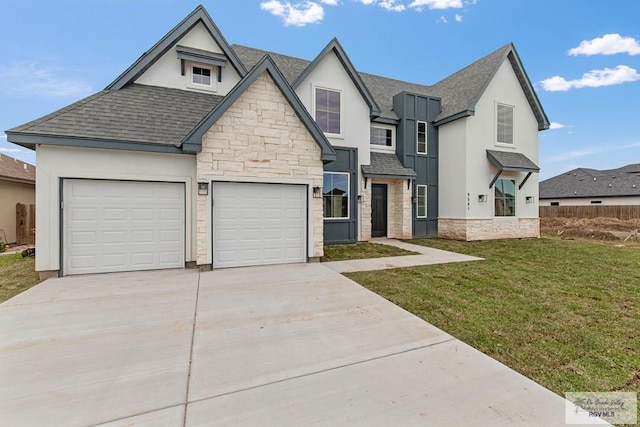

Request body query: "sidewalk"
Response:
[322, 238, 482, 273]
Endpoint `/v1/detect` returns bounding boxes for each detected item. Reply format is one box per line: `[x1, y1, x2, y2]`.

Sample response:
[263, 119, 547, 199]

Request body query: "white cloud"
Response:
[0, 147, 22, 153]
[320, 0, 339, 4]
[380, 0, 406, 11]
[0, 62, 92, 98]
[0, 134, 6, 140]
[569, 34, 640, 56]
[455, 13, 463, 22]
[260, 1, 326, 26]
[540, 65, 640, 91]
[436, 16, 448, 23]
[409, 0, 463, 10]
[549, 122, 565, 129]
[549, 142, 640, 162]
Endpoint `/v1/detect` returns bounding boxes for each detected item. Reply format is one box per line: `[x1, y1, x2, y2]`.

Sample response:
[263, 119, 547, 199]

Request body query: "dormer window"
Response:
[192, 66, 212, 86]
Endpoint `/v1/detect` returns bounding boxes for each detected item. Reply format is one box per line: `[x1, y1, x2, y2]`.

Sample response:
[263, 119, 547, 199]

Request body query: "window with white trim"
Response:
[496, 103, 514, 144]
[416, 185, 427, 218]
[315, 88, 341, 135]
[494, 178, 516, 216]
[417, 121, 427, 154]
[323, 172, 349, 219]
[192, 66, 212, 86]
[370, 126, 393, 147]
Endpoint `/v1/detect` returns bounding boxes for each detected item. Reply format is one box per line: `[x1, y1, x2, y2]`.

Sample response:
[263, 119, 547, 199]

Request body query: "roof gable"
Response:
[106, 5, 247, 90]
[182, 55, 336, 162]
[431, 43, 549, 131]
[292, 38, 381, 118]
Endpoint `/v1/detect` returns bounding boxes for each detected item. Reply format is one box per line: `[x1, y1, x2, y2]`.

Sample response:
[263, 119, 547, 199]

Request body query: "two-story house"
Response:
[6, 5, 549, 278]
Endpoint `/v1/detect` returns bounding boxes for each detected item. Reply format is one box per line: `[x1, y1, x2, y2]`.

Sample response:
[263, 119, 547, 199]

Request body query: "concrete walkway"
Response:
[323, 238, 482, 273]
[0, 262, 579, 426]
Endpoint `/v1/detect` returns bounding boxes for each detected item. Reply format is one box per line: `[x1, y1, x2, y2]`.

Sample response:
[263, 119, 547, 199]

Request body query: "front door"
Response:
[371, 184, 387, 238]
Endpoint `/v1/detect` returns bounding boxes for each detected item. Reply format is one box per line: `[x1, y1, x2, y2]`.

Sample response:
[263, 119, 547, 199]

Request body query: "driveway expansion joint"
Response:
[183, 272, 201, 426]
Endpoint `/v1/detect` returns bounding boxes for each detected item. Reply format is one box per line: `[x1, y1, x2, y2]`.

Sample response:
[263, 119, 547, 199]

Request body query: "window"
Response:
[370, 127, 392, 147]
[192, 66, 212, 86]
[590, 200, 602, 204]
[417, 185, 427, 218]
[417, 121, 427, 154]
[323, 172, 349, 219]
[494, 178, 516, 216]
[315, 88, 341, 135]
[496, 103, 514, 144]
[550, 202, 560, 206]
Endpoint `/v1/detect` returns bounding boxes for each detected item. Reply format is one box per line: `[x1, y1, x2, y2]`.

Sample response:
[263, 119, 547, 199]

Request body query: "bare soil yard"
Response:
[541, 217, 640, 241]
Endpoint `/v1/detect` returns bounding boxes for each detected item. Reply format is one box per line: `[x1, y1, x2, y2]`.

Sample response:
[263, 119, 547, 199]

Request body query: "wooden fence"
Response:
[16, 203, 36, 245]
[540, 205, 640, 220]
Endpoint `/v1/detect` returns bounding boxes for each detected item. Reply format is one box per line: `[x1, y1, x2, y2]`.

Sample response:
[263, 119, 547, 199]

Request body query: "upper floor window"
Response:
[192, 66, 212, 86]
[417, 121, 427, 154]
[315, 88, 341, 135]
[323, 172, 349, 219]
[370, 126, 393, 147]
[494, 178, 516, 216]
[496, 103, 514, 144]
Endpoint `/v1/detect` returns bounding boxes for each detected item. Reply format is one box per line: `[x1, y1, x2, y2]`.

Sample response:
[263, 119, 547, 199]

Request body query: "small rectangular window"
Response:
[323, 172, 349, 219]
[192, 66, 212, 86]
[315, 88, 341, 135]
[417, 121, 427, 154]
[497, 104, 514, 144]
[370, 127, 392, 146]
[590, 200, 602, 204]
[494, 178, 516, 216]
[550, 202, 560, 206]
[417, 185, 427, 218]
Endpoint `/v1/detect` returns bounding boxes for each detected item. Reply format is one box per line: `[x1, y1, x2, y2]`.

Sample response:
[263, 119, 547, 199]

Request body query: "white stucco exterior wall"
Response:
[135, 22, 241, 96]
[35, 145, 197, 273]
[438, 118, 467, 219]
[294, 51, 372, 241]
[540, 196, 640, 206]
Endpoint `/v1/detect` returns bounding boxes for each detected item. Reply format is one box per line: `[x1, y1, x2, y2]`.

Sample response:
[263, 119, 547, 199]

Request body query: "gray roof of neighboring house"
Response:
[0, 153, 35, 184]
[539, 164, 640, 199]
[231, 43, 549, 129]
[7, 84, 223, 148]
[361, 152, 417, 179]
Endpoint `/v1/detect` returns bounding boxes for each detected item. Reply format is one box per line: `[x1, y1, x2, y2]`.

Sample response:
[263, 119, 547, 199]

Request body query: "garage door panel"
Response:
[63, 180, 185, 275]
[213, 182, 306, 268]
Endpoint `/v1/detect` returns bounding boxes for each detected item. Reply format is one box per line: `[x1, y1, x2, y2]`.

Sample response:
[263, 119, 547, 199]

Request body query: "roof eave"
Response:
[0, 176, 35, 185]
[434, 110, 474, 127]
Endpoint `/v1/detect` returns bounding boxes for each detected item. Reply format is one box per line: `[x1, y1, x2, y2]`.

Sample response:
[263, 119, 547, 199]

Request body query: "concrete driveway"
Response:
[1, 264, 571, 426]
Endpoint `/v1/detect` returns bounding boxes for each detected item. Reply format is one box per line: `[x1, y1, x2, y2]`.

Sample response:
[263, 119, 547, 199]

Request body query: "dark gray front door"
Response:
[371, 184, 387, 238]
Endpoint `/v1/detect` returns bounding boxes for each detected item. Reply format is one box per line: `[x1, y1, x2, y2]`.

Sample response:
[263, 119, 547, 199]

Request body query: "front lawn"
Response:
[0, 253, 40, 303]
[321, 242, 417, 262]
[346, 237, 640, 415]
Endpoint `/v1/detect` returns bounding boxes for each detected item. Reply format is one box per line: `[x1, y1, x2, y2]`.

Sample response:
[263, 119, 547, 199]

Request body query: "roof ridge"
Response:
[231, 44, 312, 63]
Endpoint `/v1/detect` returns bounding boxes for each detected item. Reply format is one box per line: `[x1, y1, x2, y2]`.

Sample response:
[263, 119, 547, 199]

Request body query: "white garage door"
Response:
[63, 180, 185, 275]
[213, 182, 307, 268]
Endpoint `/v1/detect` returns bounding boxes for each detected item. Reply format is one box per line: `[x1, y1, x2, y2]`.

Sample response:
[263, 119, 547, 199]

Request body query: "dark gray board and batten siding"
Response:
[393, 92, 440, 238]
[323, 147, 358, 244]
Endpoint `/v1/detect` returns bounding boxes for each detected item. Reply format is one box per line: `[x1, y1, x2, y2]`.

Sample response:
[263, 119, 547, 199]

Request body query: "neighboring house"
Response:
[0, 154, 35, 244]
[6, 6, 548, 278]
[540, 164, 640, 206]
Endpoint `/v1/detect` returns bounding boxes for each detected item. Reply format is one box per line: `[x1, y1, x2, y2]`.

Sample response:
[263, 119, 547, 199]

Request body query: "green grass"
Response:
[321, 242, 418, 262]
[0, 253, 40, 303]
[346, 237, 640, 418]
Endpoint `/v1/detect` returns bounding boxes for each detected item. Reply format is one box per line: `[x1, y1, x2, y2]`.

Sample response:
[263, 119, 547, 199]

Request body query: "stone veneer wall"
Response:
[359, 177, 371, 241]
[196, 72, 324, 265]
[438, 218, 540, 241]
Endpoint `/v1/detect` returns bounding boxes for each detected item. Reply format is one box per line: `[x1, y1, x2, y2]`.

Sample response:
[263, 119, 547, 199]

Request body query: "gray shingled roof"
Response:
[487, 149, 539, 172]
[231, 43, 541, 126]
[361, 152, 417, 179]
[540, 164, 640, 199]
[7, 84, 223, 146]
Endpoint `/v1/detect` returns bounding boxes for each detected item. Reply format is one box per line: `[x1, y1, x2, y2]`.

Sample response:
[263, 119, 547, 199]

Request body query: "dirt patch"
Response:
[541, 217, 640, 241]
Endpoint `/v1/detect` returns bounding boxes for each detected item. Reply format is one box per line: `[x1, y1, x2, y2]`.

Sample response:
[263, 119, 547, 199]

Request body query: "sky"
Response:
[1, 0, 639, 179]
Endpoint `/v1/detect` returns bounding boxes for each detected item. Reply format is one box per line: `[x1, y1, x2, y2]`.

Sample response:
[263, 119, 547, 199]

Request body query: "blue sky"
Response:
[1, 0, 639, 179]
